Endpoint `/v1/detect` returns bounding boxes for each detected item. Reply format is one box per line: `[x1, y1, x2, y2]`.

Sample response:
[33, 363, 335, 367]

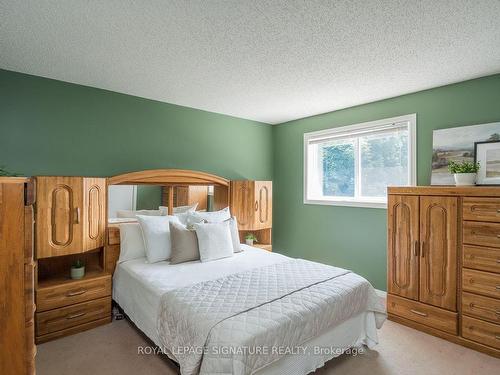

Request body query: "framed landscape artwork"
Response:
[431, 122, 500, 185]
[474, 140, 500, 185]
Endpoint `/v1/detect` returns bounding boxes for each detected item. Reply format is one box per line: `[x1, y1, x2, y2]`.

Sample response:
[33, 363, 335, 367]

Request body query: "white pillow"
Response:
[187, 207, 231, 226]
[194, 221, 234, 262]
[173, 203, 198, 214]
[118, 223, 146, 263]
[226, 216, 242, 253]
[136, 215, 180, 263]
[117, 207, 168, 218]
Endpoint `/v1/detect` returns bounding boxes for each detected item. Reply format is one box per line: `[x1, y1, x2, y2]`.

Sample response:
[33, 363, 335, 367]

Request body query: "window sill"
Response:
[304, 198, 387, 209]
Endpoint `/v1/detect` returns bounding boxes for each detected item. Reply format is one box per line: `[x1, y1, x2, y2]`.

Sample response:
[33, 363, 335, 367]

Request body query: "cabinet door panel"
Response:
[36, 177, 83, 258]
[230, 181, 255, 230]
[83, 178, 106, 251]
[419, 196, 457, 311]
[387, 195, 419, 300]
[255, 181, 272, 229]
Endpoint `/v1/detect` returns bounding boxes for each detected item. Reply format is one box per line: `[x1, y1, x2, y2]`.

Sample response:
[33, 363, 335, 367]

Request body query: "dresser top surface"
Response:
[388, 186, 500, 196]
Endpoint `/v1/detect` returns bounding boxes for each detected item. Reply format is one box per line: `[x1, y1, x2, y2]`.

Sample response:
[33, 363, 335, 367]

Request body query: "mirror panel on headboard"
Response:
[104, 169, 230, 274]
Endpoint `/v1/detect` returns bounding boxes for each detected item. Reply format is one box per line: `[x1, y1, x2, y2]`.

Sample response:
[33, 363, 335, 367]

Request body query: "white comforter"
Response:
[157, 258, 386, 375]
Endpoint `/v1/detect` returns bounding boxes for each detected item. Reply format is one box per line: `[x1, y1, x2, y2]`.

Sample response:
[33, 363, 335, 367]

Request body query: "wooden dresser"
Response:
[0, 177, 36, 375]
[34, 176, 111, 343]
[230, 180, 272, 251]
[387, 186, 500, 358]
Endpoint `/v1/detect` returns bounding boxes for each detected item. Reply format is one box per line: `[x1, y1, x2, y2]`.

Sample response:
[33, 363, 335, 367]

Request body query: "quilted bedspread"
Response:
[157, 259, 386, 375]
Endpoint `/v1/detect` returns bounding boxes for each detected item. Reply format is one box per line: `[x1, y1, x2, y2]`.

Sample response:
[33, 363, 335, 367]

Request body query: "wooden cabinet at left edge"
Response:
[388, 186, 500, 358]
[34, 177, 111, 344]
[0, 177, 36, 375]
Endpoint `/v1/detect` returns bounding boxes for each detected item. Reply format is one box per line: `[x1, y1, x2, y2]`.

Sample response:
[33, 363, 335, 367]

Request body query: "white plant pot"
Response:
[453, 173, 476, 186]
[70, 266, 85, 280]
[245, 239, 254, 246]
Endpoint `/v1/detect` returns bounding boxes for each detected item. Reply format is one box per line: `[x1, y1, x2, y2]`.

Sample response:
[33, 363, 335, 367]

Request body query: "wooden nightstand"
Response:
[35, 270, 111, 343]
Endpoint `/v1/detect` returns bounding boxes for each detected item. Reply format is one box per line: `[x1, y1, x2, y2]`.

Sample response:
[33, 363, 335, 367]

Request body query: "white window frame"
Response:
[303, 114, 416, 209]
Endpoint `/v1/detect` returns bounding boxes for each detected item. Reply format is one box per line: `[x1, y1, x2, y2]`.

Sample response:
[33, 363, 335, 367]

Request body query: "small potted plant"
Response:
[245, 233, 258, 246]
[448, 160, 480, 186]
[70, 259, 85, 280]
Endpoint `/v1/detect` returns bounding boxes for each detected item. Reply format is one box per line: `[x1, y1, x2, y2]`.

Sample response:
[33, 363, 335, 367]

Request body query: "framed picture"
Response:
[474, 140, 500, 185]
[431, 121, 500, 185]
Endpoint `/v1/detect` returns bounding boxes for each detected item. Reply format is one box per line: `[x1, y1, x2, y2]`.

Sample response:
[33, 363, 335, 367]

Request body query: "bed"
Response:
[106, 169, 386, 375]
[113, 245, 386, 375]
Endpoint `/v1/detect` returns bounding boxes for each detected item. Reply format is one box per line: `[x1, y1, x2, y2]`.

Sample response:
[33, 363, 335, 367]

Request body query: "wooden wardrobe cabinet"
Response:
[36, 177, 106, 258]
[0, 177, 36, 375]
[388, 195, 457, 311]
[388, 186, 500, 358]
[230, 180, 272, 230]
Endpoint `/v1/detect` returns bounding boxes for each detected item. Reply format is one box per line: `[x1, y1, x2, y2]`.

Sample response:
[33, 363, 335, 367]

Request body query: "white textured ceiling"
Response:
[1, 1, 500, 124]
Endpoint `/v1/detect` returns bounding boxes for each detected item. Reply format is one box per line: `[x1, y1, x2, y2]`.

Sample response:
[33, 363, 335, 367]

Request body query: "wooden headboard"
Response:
[104, 169, 230, 274]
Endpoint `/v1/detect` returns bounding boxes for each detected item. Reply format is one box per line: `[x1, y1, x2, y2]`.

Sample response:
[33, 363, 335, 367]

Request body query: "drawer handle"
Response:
[410, 309, 428, 317]
[66, 289, 87, 297]
[496, 335, 500, 340]
[66, 312, 86, 320]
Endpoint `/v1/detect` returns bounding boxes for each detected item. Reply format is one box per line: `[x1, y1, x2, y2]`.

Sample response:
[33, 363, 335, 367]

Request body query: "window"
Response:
[304, 114, 416, 208]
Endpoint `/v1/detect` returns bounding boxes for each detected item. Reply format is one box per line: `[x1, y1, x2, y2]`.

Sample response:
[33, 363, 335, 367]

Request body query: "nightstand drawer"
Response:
[387, 294, 457, 334]
[36, 275, 111, 312]
[36, 297, 111, 336]
[462, 292, 500, 324]
[463, 245, 500, 274]
[462, 269, 500, 299]
[462, 316, 500, 350]
[463, 198, 500, 223]
[463, 221, 500, 248]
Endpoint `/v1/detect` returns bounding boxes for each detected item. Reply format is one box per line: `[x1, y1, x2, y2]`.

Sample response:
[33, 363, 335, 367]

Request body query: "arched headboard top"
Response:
[108, 169, 230, 186]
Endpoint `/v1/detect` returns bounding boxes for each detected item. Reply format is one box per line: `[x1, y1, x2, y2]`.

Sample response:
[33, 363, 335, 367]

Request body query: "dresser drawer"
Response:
[463, 198, 500, 223]
[463, 221, 500, 248]
[36, 275, 111, 312]
[387, 294, 457, 334]
[462, 292, 500, 324]
[462, 269, 500, 299]
[462, 316, 500, 350]
[36, 297, 111, 336]
[463, 245, 500, 274]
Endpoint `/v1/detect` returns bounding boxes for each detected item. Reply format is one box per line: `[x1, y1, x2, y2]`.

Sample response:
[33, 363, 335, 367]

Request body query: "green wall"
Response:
[3, 68, 500, 291]
[0, 69, 272, 179]
[272, 74, 500, 290]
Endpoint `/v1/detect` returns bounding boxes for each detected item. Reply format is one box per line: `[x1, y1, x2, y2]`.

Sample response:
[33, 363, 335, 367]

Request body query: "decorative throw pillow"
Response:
[118, 222, 146, 263]
[186, 207, 231, 226]
[136, 215, 180, 263]
[225, 216, 242, 253]
[194, 221, 234, 262]
[169, 221, 200, 264]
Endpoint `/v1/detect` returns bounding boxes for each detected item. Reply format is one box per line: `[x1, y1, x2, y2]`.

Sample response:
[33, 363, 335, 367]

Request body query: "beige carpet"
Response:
[36, 319, 499, 375]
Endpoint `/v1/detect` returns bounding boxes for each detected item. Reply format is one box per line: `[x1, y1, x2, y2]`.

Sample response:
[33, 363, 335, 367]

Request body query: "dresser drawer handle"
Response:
[496, 335, 500, 340]
[410, 309, 428, 317]
[66, 289, 87, 297]
[66, 312, 86, 320]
